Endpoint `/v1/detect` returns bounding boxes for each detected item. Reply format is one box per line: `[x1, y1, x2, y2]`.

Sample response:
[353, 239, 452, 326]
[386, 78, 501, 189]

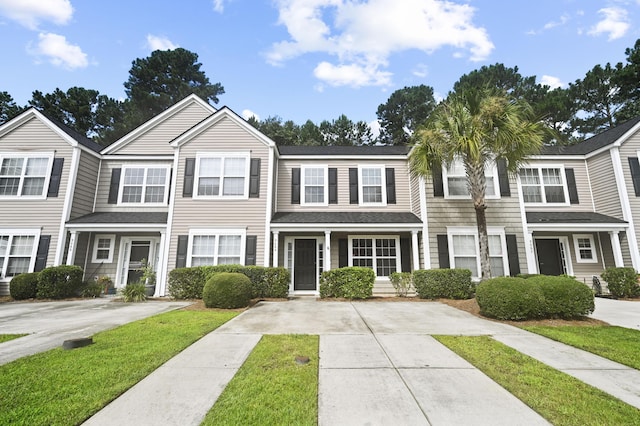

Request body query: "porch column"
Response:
[609, 231, 624, 267]
[66, 230, 78, 266]
[411, 230, 420, 271]
[155, 231, 167, 297]
[524, 231, 538, 274]
[272, 232, 279, 267]
[325, 231, 331, 270]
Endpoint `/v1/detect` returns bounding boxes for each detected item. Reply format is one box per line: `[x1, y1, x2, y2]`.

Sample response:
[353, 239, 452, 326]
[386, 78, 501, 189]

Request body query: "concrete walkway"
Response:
[84, 300, 640, 426]
[591, 297, 640, 330]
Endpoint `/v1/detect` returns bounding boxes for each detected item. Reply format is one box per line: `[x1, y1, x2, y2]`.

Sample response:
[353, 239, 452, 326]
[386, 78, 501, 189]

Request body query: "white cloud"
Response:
[213, 0, 226, 13]
[588, 7, 629, 40]
[242, 109, 260, 121]
[0, 0, 73, 30]
[29, 32, 88, 69]
[266, 0, 493, 87]
[369, 119, 381, 140]
[146, 34, 178, 51]
[412, 64, 429, 78]
[540, 75, 564, 89]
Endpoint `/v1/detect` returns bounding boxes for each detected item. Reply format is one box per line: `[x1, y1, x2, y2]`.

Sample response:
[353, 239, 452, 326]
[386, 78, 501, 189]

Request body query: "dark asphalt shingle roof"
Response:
[526, 211, 627, 224]
[40, 109, 104, 153]
[271, 211, 422, 224]
[277, 145, 410, 156]
[67, 212, 168, 224]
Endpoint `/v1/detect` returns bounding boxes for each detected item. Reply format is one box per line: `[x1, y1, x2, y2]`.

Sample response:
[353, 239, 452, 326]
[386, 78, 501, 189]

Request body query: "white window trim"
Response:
[91, 234, 115, 263]
[442, 157, 500, 200]
[0, 152, 54, 199]
[573, 234, 598, 264]
[348, 235, 400, 278]
[446, 226, 508, 280]
[518, 163, 570, 206]
[193, 152, 250, 200]
[0, 228, 41, 280]
[301, 165, 328, 206]
[358, 165, 387, 206]
[117, 164, 170, 205]
[186, 228, 246, 267]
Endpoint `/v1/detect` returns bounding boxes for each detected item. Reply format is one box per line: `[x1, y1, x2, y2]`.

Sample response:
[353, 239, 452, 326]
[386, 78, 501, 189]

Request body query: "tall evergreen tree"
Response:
[376, 85, 436, 145]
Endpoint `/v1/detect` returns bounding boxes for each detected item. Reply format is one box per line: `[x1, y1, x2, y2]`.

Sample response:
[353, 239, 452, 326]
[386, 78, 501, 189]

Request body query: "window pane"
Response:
[21, 177, 45, 195]
[544, 186, 565, 203]
[454, 257, 478, 276]
[362, 186, 382, 203]
[145, 186, 165, 203]
[522, 186, 542, 203]
[519, 169, 539, 185]
[124, 168, 144, 185]
[223, 177, 244, 195]
[146, 168, 166, 185]
[26, 158, 48, 176]
[200, 158, 221, 176]
[122, 186, 142, 203]
[224, 158, 245, 175]
[376, 258, 396, 277]
[218, 235, 241, 256]
[192, 236, 216, 256]
[7, 257, 30, 276]
[485, 177, 496, 196]
[0, 236, 8, 256]
[304, 168, 324, 185]
[488, 235, 502, 256]
[305, 186, 324, 203]
[198, 177, 220, 196]
[452, 235, 476, 256]
[0, 178, 20, 195]
[448, 177, 468, 195]
[10, 236, 34, 256]
[361, 168, 381, 185]
[1, 158, 23, 176]
[542, 168, 562, 185]
[490, 257, 504, 277]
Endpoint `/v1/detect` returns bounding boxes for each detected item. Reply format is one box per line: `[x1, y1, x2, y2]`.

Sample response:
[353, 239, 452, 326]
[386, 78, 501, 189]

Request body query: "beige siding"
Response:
[114, 102, 213, 155]
[168, 116, 271, 268]
[410, 173, 422, 216]
[618, 130, 640, 262]
[587, 151, 623, 218]
[70, 151, 100, 219]
[276, 158, 412, 212]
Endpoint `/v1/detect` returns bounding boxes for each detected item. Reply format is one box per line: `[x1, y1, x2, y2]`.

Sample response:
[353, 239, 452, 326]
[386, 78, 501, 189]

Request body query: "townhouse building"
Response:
[1, 94, 639, 296]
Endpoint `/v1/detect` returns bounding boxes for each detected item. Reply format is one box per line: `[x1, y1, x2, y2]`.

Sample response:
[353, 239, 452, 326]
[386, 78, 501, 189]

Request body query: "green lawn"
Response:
[0, 309, 238, 426]
[202, 334, 319, 426]
[522, 325, 640, 370]
[436, 335, 640, 426]
[0, 334, 27, 343]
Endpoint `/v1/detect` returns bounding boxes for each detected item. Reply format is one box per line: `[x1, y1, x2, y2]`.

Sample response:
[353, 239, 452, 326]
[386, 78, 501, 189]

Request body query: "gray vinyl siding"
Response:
[276, 158, 411, 211]
[587, 151, 623, 218]
[618, 130, 640, 261]
[70, 151, 100, 219]
[168, 116, 271, 268]
[409, 173, 422, 215]
[522, 159, 593, 212]
[114, 102, 213, 155]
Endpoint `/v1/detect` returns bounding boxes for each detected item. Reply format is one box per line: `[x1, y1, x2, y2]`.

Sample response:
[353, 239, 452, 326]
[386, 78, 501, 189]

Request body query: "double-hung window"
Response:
[0, 154, 52, 198]
[92, 235, 115, 263]
[196, 153, 249, 198]
[448, 227, 508, 279]
[0, 231, 39, 278]
[302, 166, 327, 205]
[519, 166, 567, 204]
[443, 157, 498, 198]
[120, 166, 170, 204]
[349, 236, 400, 277]
[188, 229, 245, 266]
[573, 234, 597, 263]
[359, 166, 386, 205]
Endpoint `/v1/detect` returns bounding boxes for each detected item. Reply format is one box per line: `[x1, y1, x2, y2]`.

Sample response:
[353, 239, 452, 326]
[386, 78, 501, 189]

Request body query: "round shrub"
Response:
[600, 267, 640, 298]
[526, 275, 594, 318]
[476, 277, 545, 320]
[9, 272, 40, 300]
[37, 265, 83, 299]
[203, 272, 252, 308]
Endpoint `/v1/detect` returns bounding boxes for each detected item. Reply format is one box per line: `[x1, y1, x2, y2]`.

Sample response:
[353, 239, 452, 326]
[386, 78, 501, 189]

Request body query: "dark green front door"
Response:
[535, 239, 564, 276]
[294, 239, 316, 291]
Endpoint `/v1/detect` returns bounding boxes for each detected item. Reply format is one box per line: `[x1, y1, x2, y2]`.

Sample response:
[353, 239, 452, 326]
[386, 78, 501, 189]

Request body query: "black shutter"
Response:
[338, 238, 348, 267]
[183, 158, 195, 197]
[107, 168, 121, 204]
[328, 168, 338, 204]
[34, 235, 51, 272]
[176, 235, 189, 268]
[47, 158, 64, 197]
[432, 165, 444, 197]
[400, 237, 411, 272]
[349, 168, 358, 204]
[249, 158, 260, 198]
[386, 168, 396, 204]
[506, 234, 520, 276]
[629, 157, 640, 196]
[437, 234, 450, 268]
[565, 168, 579, 204]
[497, 158, 510, 197]
[245, 235, 257, 265]
[291, 168, 300, 204]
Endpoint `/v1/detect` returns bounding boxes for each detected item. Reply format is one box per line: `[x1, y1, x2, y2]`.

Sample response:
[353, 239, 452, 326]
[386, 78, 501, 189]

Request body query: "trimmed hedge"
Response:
[9, 272, 40, 300]
[319, 267, 375, 299]
[476, 275, 595, 320]
[168, 265, 290, 299]
[413, 268, 474, 299]
[203, 272, 252, 308]
[36, 265, 83, 299]
[600, 267, 640, 298]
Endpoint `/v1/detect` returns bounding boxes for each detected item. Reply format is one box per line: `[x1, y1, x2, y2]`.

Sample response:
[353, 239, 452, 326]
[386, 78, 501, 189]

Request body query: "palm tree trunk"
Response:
[467, 161, 492, 281]
[475, 205, 492, 281]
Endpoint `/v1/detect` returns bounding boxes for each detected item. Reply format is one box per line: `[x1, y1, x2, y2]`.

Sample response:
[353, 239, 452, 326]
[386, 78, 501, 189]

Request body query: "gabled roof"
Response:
[102, 94, 217, 154]
[542, 116, 640, 156]
[277, 145, 409, 156]
[271, 211, 422, 224]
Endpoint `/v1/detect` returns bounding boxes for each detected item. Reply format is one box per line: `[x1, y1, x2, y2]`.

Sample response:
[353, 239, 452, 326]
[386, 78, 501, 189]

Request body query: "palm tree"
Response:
[409, 87, 547, 280]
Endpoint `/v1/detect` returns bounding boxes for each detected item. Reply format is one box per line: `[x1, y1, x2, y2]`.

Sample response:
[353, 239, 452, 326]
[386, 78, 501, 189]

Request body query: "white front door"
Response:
[116, 237, 159, 287]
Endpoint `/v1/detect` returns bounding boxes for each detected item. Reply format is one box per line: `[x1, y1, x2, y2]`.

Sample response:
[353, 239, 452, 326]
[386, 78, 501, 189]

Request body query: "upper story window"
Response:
[119, 166, 170, 204]
[443, 157, 498, 199]
[195, 153, 249, 198]
[0, 154, 52, 198]
[519, 166, 568, 204]
[359, 166, 386, 205]
[302, 166, 327, 205]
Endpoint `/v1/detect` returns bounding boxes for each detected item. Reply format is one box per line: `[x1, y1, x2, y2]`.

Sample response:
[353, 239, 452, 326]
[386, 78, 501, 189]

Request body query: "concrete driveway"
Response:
[590, 297, 640, 330]
[0, 298, 190, 365]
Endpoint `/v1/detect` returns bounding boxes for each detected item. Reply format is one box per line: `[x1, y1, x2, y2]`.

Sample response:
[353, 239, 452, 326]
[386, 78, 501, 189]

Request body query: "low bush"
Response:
[476, 277, 545, 320]
[122, 282, 147, 302]
[413, 268, 474, 299]
[203, 272, 252, 308]
[36, 265, 83, 299]
[80, 281, 104, 298]
[9, 272, 39, 300]
[526, 275, 595, 318]
[600, 267, 640, 298]
[389, 272, 412, 297]
[319, 267, 375, 299]
[168, 267, 207, 299]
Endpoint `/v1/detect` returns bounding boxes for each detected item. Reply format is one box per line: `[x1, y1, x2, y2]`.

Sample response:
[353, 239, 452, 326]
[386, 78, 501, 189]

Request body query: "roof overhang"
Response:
[66, 212, 168, 232]
[526, 211, 628, 233]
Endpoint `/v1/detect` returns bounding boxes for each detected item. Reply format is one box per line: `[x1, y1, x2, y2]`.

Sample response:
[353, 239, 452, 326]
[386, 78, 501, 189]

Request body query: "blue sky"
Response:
[1, 0, 639, 131]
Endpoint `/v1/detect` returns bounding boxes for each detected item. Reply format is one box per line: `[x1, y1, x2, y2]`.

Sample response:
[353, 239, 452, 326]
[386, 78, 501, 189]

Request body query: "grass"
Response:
[0, 334, 27, 343]
[522, 325, 640, 370]
[0, 309, 238, 426]
[202, 334, 319, 426]
[436, 335, 640, 426]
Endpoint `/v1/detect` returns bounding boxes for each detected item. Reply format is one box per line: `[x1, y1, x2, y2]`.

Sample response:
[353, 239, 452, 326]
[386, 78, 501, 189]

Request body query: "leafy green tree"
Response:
[0, 91, 23, 124]
[320, 115, 373, 146]
[535, 86, 578, 145]
[615, 38, 640, 121]
[454, 63, 540, 101]
[409, 88, 547, 280]
[376, 85, 436, 145]
[299, 120, 324, 145]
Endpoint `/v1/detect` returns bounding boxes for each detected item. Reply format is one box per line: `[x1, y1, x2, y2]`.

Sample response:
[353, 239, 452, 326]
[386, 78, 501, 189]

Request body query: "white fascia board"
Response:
[270, 223, 423, 233]
[65, 223, 168, 232]
[526, 154, 585, 161]
[101, 155, 175, 161]
[527, 223, 627, 232]
[279, 155, 407, 160]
